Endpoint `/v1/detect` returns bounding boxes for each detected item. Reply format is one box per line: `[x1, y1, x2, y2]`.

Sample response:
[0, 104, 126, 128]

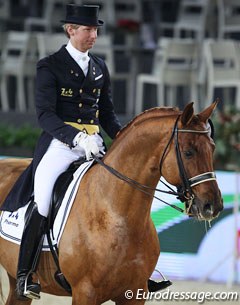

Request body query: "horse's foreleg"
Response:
[72, 294, 98, 305]
[71, 284, 97, 305]
[5, 273, 32, 305]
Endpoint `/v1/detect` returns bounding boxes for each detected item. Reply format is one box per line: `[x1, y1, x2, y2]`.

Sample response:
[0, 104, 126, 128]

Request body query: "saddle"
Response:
[24, 158, 92, 294]
[49, 157, 87, 227]
[48, 157, 88, 294]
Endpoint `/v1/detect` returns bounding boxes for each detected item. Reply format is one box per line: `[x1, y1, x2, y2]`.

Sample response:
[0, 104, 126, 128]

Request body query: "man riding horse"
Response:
[1, 4, 166, 300]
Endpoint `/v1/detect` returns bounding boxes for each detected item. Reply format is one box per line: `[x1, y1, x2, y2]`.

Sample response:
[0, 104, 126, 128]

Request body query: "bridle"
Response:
[92, 116, 216, 215]
[159, 115, 216, 214]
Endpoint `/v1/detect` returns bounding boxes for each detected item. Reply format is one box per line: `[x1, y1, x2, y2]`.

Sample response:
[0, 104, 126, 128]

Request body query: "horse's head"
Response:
[161, 101, 223, 221]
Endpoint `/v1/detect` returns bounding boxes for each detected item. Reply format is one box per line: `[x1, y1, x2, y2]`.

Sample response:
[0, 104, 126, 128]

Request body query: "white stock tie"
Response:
[79, 56, 89, 76]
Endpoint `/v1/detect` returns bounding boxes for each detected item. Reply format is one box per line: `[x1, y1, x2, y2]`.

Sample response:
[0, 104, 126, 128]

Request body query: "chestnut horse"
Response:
[0, 102, 223, 305]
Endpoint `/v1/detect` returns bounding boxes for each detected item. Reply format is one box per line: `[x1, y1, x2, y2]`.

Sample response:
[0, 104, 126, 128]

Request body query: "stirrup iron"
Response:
[23, 271, 41, 300]
[148, 269, 172, 292]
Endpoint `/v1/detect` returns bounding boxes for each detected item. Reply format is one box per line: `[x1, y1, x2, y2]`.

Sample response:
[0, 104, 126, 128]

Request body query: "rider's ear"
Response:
[197, 100, 219, 123]
[181, 102, 194, 127]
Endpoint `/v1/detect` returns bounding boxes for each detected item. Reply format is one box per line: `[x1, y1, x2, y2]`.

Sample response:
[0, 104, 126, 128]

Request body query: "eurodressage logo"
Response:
[124, 289, 239, 303]
[4, 211, 19, 228]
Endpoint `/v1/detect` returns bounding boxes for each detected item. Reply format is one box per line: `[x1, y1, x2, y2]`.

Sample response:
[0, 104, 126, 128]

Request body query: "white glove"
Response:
[75, 132, 99, 160]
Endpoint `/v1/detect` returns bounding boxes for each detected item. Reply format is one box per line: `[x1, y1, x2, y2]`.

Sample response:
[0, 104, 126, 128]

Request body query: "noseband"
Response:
[160, 116, 216, 213]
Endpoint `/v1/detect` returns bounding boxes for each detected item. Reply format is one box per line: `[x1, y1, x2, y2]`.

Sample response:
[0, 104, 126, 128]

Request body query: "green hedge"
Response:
[0, 124, 112, 154]
[0, 124, 41, 150]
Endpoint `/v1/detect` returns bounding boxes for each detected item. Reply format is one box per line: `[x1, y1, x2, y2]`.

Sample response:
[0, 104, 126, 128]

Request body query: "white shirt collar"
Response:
[66, 40, 89, 63]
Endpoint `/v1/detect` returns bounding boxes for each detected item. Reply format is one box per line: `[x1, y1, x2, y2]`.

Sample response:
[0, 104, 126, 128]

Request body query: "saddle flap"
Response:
[48, 157, 87, 228]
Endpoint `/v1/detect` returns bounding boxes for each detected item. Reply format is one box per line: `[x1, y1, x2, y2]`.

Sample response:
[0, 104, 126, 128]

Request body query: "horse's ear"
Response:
[181, 102, 194, 127]
[198, 100, 219, 123]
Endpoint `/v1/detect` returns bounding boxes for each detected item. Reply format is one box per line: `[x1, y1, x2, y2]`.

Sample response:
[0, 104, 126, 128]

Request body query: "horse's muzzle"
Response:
[188, 196, 223, 221]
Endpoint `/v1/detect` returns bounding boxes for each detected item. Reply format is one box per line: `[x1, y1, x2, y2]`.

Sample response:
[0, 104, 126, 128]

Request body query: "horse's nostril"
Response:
[203, 202, 214, 218]
[204, 203, 212, 212]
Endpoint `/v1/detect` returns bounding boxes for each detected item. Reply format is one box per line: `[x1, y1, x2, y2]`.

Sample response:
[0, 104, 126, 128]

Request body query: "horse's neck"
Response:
[101, 125, 166, 225]
[107, 121, 168, 182]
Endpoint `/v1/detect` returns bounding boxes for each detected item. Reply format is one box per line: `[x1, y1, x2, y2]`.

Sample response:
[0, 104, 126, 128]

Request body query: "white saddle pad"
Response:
[0, 160, 94, 251]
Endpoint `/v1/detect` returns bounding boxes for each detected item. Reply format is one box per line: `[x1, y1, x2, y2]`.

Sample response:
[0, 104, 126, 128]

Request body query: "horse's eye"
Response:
[184, 150, 194, 158]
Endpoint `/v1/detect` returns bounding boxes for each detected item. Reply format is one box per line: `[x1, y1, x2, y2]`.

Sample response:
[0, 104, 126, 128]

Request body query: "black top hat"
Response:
[61, 4, 104, 26]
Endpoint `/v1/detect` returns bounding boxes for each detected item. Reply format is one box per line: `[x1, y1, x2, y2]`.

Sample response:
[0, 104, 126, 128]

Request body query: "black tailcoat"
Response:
[1, 46, 121, 212]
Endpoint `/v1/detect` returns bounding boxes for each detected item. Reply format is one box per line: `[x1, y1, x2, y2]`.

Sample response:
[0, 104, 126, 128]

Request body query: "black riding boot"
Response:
[148, 278, 172, 292]
[16, 203, 47, 300]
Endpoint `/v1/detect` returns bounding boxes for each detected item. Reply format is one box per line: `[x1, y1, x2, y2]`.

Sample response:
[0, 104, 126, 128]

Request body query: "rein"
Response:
[92, 116, 216, 215]
[92, 154, 184, 212]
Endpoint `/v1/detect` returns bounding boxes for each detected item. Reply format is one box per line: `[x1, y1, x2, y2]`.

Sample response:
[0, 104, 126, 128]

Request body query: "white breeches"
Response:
[34, 134, 104, 217]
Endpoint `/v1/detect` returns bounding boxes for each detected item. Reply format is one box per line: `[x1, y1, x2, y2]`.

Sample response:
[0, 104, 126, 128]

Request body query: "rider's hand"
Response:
[75, 132, 99, 160]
